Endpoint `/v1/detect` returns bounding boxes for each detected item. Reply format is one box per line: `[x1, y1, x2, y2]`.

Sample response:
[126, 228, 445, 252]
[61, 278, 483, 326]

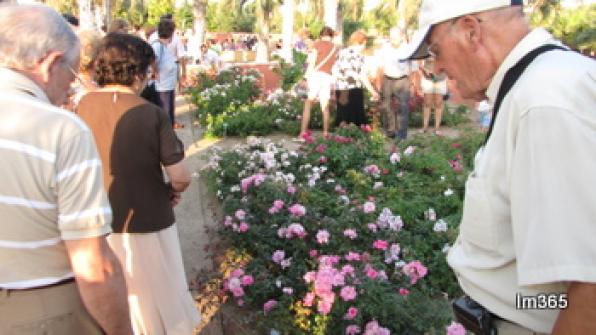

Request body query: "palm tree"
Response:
[242, 0, 282, 62]
[281, 0, 295, 62]
[193, 0, 207, 47]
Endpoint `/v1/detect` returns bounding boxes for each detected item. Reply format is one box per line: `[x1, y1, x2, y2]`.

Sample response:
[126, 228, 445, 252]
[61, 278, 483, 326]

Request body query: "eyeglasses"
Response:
[65, 63, 84, 86]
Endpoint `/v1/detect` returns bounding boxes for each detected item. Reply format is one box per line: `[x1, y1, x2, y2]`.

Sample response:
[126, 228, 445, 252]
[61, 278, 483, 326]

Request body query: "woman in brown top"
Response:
[77, 33, 200, 335]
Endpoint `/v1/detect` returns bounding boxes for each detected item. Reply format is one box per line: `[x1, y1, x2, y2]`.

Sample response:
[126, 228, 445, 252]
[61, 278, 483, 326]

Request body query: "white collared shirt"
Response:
[447, 28, 596, 333]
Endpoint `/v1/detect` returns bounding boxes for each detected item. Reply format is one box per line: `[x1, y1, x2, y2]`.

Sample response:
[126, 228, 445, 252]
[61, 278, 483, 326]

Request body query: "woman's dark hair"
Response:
[157, 20, 175, 39]
[94, 33, 155, 87]
[319, 26, 335, 38]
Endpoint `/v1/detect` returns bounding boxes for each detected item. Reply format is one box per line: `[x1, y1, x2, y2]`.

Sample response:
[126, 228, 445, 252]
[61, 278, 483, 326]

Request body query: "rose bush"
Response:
[189, 67, 322, 137]
[204, 125, 482, 334]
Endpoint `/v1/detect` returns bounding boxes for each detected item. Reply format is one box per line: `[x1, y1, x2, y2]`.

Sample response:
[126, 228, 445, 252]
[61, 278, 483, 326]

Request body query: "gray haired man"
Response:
[403, 0, 596, 334]
[0, 4, 132, 334]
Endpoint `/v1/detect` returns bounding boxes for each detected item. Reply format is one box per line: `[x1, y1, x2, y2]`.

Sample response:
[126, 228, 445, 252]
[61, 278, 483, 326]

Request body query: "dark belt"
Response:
[0, 277, 75, 292]
[385, 75, 407, 80]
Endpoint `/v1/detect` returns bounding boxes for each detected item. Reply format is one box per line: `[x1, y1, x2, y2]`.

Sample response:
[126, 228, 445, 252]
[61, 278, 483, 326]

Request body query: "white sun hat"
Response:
[402, 0, 524, 60]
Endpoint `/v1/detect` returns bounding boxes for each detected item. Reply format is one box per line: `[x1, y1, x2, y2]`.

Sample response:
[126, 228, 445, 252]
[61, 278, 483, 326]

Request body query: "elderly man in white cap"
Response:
[402, 1, 596, 334]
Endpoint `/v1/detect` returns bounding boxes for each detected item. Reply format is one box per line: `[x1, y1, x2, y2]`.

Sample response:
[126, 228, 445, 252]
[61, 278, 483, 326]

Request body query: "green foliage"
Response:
[146, 0, 174, 26]
[207, 1, 256, 32]
[175, 3, 194, 31]
[531, 3, 595, 53]
[342, 19, 366, 44]
[409, 104, 471, 128]
[274, 50, 308, 91]
[205, 125, 485, 333]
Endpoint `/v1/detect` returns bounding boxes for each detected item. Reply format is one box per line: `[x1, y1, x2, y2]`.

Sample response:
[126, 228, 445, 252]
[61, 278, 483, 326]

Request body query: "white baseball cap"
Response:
[402, 0, 523, 60]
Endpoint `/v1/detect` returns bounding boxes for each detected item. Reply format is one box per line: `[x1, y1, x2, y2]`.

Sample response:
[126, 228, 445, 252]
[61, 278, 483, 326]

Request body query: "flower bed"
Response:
[204, 126, 483, 334]
[189, 67, 322, 138]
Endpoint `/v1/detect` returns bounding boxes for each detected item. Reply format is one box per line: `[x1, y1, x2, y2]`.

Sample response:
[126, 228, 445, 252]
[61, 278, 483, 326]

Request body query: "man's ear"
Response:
[37, 51, 64, 83]
[457, 15, 483, 49]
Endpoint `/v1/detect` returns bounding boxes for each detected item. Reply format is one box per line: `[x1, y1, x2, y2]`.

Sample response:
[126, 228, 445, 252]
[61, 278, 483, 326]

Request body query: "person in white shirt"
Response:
[376, 28, 419, 139]
[403, 0, 596, 334]
[151, 19, 183, 128]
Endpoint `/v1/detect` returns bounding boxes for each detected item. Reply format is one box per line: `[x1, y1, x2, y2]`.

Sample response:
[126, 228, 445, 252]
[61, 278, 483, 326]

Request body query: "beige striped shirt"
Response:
[0, 68, 112, 289]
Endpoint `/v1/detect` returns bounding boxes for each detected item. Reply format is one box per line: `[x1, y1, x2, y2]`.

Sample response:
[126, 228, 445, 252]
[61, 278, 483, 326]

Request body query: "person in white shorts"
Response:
[419, 58, 448, 134]
[300, 26, 338, 138]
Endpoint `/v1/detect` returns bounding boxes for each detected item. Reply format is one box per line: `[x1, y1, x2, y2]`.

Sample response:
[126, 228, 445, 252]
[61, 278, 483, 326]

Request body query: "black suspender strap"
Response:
[484, 44, 566, 144]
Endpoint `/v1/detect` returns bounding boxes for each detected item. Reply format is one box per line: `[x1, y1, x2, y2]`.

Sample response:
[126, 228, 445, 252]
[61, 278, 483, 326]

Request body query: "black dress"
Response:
[335, 88, 365, 126]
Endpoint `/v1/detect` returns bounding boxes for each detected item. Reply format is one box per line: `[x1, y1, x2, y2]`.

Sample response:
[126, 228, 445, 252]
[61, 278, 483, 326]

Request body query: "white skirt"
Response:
[108, 224, 201, 335]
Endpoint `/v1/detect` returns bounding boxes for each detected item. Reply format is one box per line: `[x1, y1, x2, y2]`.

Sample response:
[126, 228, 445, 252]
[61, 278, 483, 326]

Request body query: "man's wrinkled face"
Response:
[46, 50, 80, 106]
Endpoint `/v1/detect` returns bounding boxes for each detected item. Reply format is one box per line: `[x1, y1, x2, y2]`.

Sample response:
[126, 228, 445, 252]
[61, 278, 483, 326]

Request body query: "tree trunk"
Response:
[103, 0, 112, 31]
[193, 0, 207, 47]
[255, 3, 271, 63]
[324, 0, 338, 32]
[281, 0, 295, 63]
[79, 0, 94, 30]
[335, 1, 343, 44]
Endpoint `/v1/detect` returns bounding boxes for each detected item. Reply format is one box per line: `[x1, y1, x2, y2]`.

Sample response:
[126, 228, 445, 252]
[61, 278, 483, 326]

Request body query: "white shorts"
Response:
[306, 71, 333, 102]
[421, 77, 448, 95]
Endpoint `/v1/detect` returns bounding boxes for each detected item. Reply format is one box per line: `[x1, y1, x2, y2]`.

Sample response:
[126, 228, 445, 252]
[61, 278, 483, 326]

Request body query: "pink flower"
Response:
[316, 230, 330, 244]
[360, 124, 372, 132]
[446, 322, 466, 335]
[364, 164, 381, 175]
[345, 252, 361, 262]
[280, 258, 292, 269]
[303, 292, 315, 307]
[319, 156, 328, 163]
[344, 306, 359, 320]
[373, 240, 389, 250]
[241, 275, 254, 286]
[235, 209, 246, 220]
[367, 223, 378, 232]
[341, 264, 355, 276]
[272, 250, 285, 264]
[319, 255, 340, 267]
[317, 298, 333, 315]
[263, 299, 278, 314]
[304, 271, 316, 283]
[340, 286, 357, 301]
[309, 249, 318, 258]
[273, 200, 284, 209]
[288, 203, 306, 217]
[403, 260, 428, 284]
[315, 144, 327, 153]
[253, 173, 266, 186]
[224, 216, 233, 227]
[230, 268, 244, 278]
[228, 277, 244, 297]
[365, 266, 378, 279]
[287, 223, 307, 238]
[238, 222, 249, 232]
[363, 201, 376, 214]
[268, 206, 280, 214]
[343, 229, 358, 240]
[346, 325, 361, 335]
[364, 321, 390, 335]
[282, 287, 293, 295]
[399, 288, 410, 296]
[287, 185, 297, 194]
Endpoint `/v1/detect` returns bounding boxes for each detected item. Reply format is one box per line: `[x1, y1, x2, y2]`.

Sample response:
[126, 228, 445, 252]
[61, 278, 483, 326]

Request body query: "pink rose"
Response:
[399, 288, 410, 296]
[345, 252, 361, 262]
[360, 124, 372, 132]
[309, 249, 318, 258]
[367, 223, 378, 232]
[373, 240, 389, 250]
[344, 306, 359, 320]
[241, 275, 254, 286]
[317, 299, 333, 315]
[446, 322, 466, 335]
[263, 299, 278, 314]
[223, 216, 233, 227]
[346, 325, 361, 335]
[303, 292, 315, 307]
[272, 250, 285, 264]
[282, 287, 293, 295]
[303, 271, 316, 283]
[403, 260, 428, 284]
[340, 286, 357, 301]
[235, 209, 246, 220]
[319, 156, 328, 163]
[288, 203, 306, 217]
[363, 201, 376, 214]
[315, 144, 327, 153]
[238, 222, 249, 233]
[230, 268, 244, 278]
[343, 229, 358, 240]
[316, 230, 330, 244]
[365, 266, 378, 279]
[273, 199, 285, 209]
[287, 185, 297, 194]
[341, 264, 355, 276]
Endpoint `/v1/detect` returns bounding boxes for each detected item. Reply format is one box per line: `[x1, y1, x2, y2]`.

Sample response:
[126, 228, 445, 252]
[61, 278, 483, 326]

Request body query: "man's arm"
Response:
[164, 160, 191, 192]
[552, 282, 596, 334]
[64, 236, 133, 335]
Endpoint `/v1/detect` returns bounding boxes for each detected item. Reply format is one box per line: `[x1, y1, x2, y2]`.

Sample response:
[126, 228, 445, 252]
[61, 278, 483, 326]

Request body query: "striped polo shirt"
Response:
[0, 68, 112, 289]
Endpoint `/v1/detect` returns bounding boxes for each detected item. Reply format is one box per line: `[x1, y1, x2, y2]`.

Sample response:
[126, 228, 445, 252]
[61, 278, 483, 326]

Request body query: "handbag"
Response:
[140, 82, 161, 106]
